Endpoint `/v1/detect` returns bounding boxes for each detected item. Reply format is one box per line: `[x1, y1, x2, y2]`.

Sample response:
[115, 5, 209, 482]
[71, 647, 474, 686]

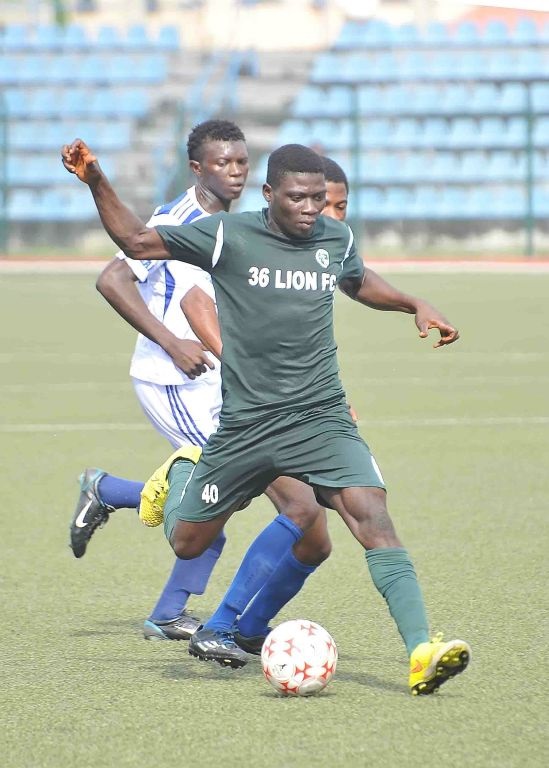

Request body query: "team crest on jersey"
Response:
[315, 249, 330, 268]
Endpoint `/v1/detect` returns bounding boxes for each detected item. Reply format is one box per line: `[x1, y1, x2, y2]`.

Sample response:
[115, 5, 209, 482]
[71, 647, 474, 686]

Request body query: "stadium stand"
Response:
[238, 16, 548, 225]
[1, 8, 548, 245]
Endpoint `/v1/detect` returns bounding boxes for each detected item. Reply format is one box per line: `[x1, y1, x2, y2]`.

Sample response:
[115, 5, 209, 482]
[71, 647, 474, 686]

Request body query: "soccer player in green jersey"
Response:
[62, 139, 471, 695]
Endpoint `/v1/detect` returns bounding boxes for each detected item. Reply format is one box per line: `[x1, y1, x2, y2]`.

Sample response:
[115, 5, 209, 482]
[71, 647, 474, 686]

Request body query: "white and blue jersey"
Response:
[117, 185, 222, 449]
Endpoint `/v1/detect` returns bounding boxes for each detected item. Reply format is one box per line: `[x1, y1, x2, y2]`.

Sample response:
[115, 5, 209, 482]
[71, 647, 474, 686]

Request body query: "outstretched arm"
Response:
[181, 286, 223, 360]
[97, 259, 214, 378]
[339, 267, 459, 348]
[61, 139, 168, 260]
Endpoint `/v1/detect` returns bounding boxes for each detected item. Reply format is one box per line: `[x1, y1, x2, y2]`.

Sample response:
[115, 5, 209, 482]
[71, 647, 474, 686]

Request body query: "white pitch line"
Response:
[2, 260, 549, 274]
[1, 376, 547, 394]
[1, 416, 548, 434]
[0, 383, 132, 393]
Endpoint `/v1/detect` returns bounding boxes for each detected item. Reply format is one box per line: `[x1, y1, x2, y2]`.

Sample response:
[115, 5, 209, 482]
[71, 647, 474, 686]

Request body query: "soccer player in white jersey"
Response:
[69, 120, 249, 640]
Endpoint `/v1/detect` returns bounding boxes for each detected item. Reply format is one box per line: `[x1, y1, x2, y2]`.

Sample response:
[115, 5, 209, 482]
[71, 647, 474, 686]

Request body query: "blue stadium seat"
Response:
[277, 119, 308, 146]
[399, 153, 431, 182]
[96, 122, 132, 151]
[390, 118, 422, 148]
[438, 187, 470, 219]
[389, 24, 421, 48]
[7, 189, 41, 220]
[459, 51, 489, 80]
[406, 85, 442, 115]
[310, 54, 335, 84]
[126, 24, 151, 50]
[419, 118, 448, 147]
[429, 152, 461, 182]
[482, 20, 510, 46]
[360, 119, 392, 148]
[514, 49, 545, 79]
[333, 21, 364, 50]
[448, 118, 478, 148]
[400, 51, 431, 80]
[308, 119, 352, 150]
[61, 24, 89, 51]
[485, 152, 525, 182]
[3, 89, 29, 118]
[157, 25, 181, 51]
[27, 88, 60, 118]
[1, 24, 30, 51]
[357, 187, 386, 218]
[359, 20, 393, 48]
[292, 87, 322, 118]
[383, 187, 415, 219]
[510, 18, 538, 45]
[18, 55, 51, 85]
[467, 83, 499, 114]
[35, 25, 64, 51]
[438, 84, 470, 114]
[362, 153, 402, 183]
[533, 118, 549, 147]
[421, 22, 450, 47]
[89, 89, 120, 117]
[117, 88, 151, 118]
[452, 21, 480, 46]
[459, 151, 488, 181]
[531, 84, 549, 114]
[357, 85, 380, 114]
[132, 55, 167, 84]
[96, 26, 122, 49]
[503, 117, 527, 148]
[409, 186, 441, 219]
[533, 187, 549, 217]
[498, 83, 526, 114]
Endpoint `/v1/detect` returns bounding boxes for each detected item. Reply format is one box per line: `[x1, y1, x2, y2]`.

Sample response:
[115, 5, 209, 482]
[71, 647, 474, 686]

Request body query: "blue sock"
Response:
[237, 549, 316, 638]
[149, 531, 226, 622]
[97, 474, 144, 510]
[204, 515, 303, 632]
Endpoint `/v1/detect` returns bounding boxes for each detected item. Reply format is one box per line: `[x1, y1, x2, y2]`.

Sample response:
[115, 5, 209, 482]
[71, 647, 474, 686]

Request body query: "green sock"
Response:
[163, 459, 196, 543]
[366, 547, 429, 656]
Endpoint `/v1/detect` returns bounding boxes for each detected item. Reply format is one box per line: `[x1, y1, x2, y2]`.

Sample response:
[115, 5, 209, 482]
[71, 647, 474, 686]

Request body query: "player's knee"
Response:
[293, 534, 332, 567]
[279, 500, 324, 531]
[170, 527, 207, 560]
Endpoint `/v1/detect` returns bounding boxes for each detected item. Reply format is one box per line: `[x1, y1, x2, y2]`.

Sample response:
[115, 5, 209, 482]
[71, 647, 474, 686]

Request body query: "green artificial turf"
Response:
[0, 273, 547, 768]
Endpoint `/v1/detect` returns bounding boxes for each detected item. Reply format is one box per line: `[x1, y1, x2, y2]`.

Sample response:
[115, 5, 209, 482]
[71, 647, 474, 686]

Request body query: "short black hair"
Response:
[266, 144, 325, 188]
[321, 156, 349, 192]
[187, 119, 246, 162]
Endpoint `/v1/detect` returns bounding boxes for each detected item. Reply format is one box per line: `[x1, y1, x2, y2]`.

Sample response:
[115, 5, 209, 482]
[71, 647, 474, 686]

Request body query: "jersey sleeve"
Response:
[337, 226, 365, 283]
[155, 213, 225, 273]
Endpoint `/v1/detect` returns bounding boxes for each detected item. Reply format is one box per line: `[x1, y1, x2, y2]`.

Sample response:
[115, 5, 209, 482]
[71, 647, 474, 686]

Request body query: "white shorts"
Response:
[132, 377, 221, 449]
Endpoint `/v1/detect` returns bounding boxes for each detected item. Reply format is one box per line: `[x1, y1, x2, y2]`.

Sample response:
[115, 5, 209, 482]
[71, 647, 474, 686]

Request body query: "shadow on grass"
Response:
[71, 618, 142, 637]
[160, 656, 406, 694]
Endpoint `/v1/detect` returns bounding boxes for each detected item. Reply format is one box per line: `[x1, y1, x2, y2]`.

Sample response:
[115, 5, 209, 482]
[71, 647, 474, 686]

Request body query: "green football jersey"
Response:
[156, 209, 364, 426]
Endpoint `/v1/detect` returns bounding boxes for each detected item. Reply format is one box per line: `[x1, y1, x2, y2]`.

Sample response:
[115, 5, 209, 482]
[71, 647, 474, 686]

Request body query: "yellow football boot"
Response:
[409, 633, 471, 695]
[139, 446, 202, 527]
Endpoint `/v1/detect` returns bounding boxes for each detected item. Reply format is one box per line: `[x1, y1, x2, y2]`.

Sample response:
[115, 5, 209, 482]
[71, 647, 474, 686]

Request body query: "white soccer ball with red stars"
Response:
[261, 619, 338, 696]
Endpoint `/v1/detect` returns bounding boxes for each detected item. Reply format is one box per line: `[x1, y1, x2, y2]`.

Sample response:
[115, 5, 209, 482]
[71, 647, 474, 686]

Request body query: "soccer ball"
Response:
[261, 619, 338, 696]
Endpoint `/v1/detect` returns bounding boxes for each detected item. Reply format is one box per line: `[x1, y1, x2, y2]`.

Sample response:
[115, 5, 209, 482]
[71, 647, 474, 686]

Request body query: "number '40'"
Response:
[201, 483, 219, 504]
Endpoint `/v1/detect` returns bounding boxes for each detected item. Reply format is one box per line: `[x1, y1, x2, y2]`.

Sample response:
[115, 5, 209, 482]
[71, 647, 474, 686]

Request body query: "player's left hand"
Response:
[415, 303, 459, 348]
[167, 339, 215, 379]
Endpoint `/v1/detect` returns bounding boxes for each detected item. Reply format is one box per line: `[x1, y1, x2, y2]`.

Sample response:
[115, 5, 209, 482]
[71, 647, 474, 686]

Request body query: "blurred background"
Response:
[0, 0, 548, 259]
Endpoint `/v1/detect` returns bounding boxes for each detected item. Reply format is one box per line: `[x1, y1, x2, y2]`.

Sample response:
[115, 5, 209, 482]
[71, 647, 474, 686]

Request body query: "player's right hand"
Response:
[61, 139, 100, 184]
[169, 339, 215, 380]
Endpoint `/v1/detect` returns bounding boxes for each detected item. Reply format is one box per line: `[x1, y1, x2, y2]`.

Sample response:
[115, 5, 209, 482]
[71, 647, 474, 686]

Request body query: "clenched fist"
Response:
[61, 139, 100, 184]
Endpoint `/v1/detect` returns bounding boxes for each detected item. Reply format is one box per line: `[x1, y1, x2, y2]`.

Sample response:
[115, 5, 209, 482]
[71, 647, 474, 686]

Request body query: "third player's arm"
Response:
[340, 267, 459, 347]
[181, 286, 223, 360]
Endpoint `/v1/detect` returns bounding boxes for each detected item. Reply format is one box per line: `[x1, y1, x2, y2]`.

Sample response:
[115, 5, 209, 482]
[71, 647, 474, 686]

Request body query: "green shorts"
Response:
[170, 401, 386, 524]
